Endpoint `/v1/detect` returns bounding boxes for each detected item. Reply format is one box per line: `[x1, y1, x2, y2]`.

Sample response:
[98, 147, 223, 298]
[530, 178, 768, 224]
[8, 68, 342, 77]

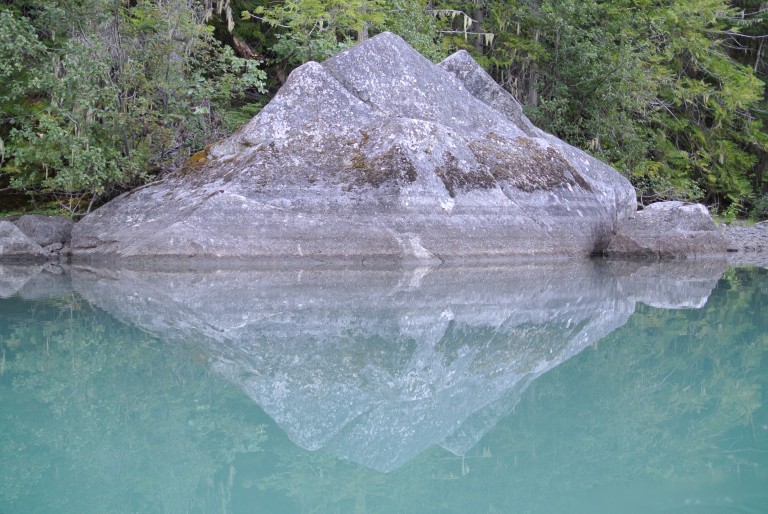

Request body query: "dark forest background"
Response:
[2, 0, 768, 220]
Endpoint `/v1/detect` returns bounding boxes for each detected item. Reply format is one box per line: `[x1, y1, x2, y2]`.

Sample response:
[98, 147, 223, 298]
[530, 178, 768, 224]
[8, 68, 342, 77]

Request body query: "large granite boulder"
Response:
[0, 221, 48, 263]
[604, 201, 728, 259]
[72, 33, 636, 263]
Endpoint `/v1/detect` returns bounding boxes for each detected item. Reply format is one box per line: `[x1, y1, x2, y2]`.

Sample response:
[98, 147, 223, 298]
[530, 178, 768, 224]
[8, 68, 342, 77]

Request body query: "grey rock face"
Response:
[0, 221, 48, 263]
[14, 214, 74, 247]
[438, 51, 637, 224]
[439, 50, 540, 137]
[72, 32, 636, 263]
[604, 201, 728, 259]
[71, 260, 723, 472]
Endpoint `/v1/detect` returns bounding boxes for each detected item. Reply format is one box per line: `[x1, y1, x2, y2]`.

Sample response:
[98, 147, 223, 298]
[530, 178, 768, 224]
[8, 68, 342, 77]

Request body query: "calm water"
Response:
[1, 261, 767, 514]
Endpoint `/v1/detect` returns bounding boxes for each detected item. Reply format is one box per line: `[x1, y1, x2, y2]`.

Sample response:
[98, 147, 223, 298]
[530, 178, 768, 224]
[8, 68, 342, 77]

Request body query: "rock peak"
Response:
[72, 34, 637, 264]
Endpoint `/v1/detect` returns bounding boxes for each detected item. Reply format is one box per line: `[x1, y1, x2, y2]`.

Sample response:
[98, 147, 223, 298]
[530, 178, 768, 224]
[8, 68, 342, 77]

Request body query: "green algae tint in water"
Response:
[1, 263, 767, 514]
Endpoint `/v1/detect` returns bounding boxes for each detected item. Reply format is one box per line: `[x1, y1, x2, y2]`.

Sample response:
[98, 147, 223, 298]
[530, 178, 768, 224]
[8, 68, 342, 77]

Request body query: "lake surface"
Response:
[1, 260, 767, 514]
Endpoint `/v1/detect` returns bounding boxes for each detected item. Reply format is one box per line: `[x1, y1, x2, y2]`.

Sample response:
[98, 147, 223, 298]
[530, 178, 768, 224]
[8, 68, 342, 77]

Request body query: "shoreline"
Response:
[3, 215, 768, 269]
[721, 221, 768, 268]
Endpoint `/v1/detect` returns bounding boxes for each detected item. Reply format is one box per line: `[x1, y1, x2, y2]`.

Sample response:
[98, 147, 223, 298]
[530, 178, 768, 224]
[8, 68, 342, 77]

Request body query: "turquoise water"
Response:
[1, 261, 767, 513]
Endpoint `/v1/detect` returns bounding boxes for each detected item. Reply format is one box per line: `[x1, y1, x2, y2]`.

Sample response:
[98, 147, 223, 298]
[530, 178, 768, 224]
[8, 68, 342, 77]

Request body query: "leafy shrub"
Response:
[0, 3, 266, 214]
[751, 194, 768, 221]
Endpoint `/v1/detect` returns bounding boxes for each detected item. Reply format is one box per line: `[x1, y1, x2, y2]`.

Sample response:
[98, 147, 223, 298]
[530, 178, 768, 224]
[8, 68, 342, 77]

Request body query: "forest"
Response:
[1, 0, 768, 220]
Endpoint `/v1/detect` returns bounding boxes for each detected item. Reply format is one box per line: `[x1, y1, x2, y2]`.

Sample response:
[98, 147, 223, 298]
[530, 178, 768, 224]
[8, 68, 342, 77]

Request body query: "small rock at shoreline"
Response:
[0, 215, 73, 264]
[603, 201, 727, 259]
[721, 221, 768, 267]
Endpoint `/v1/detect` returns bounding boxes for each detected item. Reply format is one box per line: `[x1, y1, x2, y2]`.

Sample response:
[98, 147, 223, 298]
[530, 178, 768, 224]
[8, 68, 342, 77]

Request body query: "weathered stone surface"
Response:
[439, 50, 540, 137]
[439, 50, 637, 223]
[72, 32, 636, 263]
[0, 221, 48, 263]
[604, 201, 728, 259]
[71, 260, 723, 472]
[14, 214, 74, 247]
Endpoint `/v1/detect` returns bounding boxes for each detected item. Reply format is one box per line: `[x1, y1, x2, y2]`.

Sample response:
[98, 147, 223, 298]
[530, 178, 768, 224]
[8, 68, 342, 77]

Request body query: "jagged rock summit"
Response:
[72, 32, 636, 263]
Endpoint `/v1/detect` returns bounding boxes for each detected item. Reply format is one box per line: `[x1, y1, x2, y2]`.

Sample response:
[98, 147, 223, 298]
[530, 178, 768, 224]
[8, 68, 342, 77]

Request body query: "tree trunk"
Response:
[232, 35, 261, 60]
[358, 23, 369, 42]
[358, 3, 369, 42]
[473, 1, 485, 52]
[526, 30, 540, 106]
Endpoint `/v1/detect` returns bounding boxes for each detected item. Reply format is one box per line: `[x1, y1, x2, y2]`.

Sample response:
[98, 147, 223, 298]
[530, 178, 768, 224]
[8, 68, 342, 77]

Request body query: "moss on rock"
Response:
[471, 135, 592, 193]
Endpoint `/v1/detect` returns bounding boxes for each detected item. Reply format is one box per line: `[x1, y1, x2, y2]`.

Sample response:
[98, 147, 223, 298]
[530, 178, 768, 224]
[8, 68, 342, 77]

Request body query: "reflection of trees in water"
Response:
[0, 295, 265, 514]
[242, 268, 768, 514]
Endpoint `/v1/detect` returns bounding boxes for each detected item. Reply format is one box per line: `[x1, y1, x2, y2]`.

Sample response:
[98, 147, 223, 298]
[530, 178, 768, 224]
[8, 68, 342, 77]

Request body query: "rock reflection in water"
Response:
[0, 262, 71, 299]
[62, 259, 726, 473]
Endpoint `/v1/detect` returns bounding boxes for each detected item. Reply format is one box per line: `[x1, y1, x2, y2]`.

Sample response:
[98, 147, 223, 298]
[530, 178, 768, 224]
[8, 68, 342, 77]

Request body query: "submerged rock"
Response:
[72, 32, 636, 263]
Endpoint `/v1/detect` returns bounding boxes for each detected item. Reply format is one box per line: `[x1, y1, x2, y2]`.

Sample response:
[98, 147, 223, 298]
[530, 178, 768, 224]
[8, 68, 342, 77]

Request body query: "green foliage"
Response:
[632, 159, 706, 205]
[243, 0, 383, 65]
[751, 193, 768, 220]
[5, 38, 138, 212]
[0, 11, 45, 108]
[374, 0, 448, 61]
[635, 0, 768, 206]
[0, 1, 266, 214]
[242, 0, 446, 68]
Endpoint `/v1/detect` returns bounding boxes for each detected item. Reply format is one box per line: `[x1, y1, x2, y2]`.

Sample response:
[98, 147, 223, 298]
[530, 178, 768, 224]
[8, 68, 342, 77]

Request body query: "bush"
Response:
[0, 3, 266, 214]
[751, 194, 768, 221]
